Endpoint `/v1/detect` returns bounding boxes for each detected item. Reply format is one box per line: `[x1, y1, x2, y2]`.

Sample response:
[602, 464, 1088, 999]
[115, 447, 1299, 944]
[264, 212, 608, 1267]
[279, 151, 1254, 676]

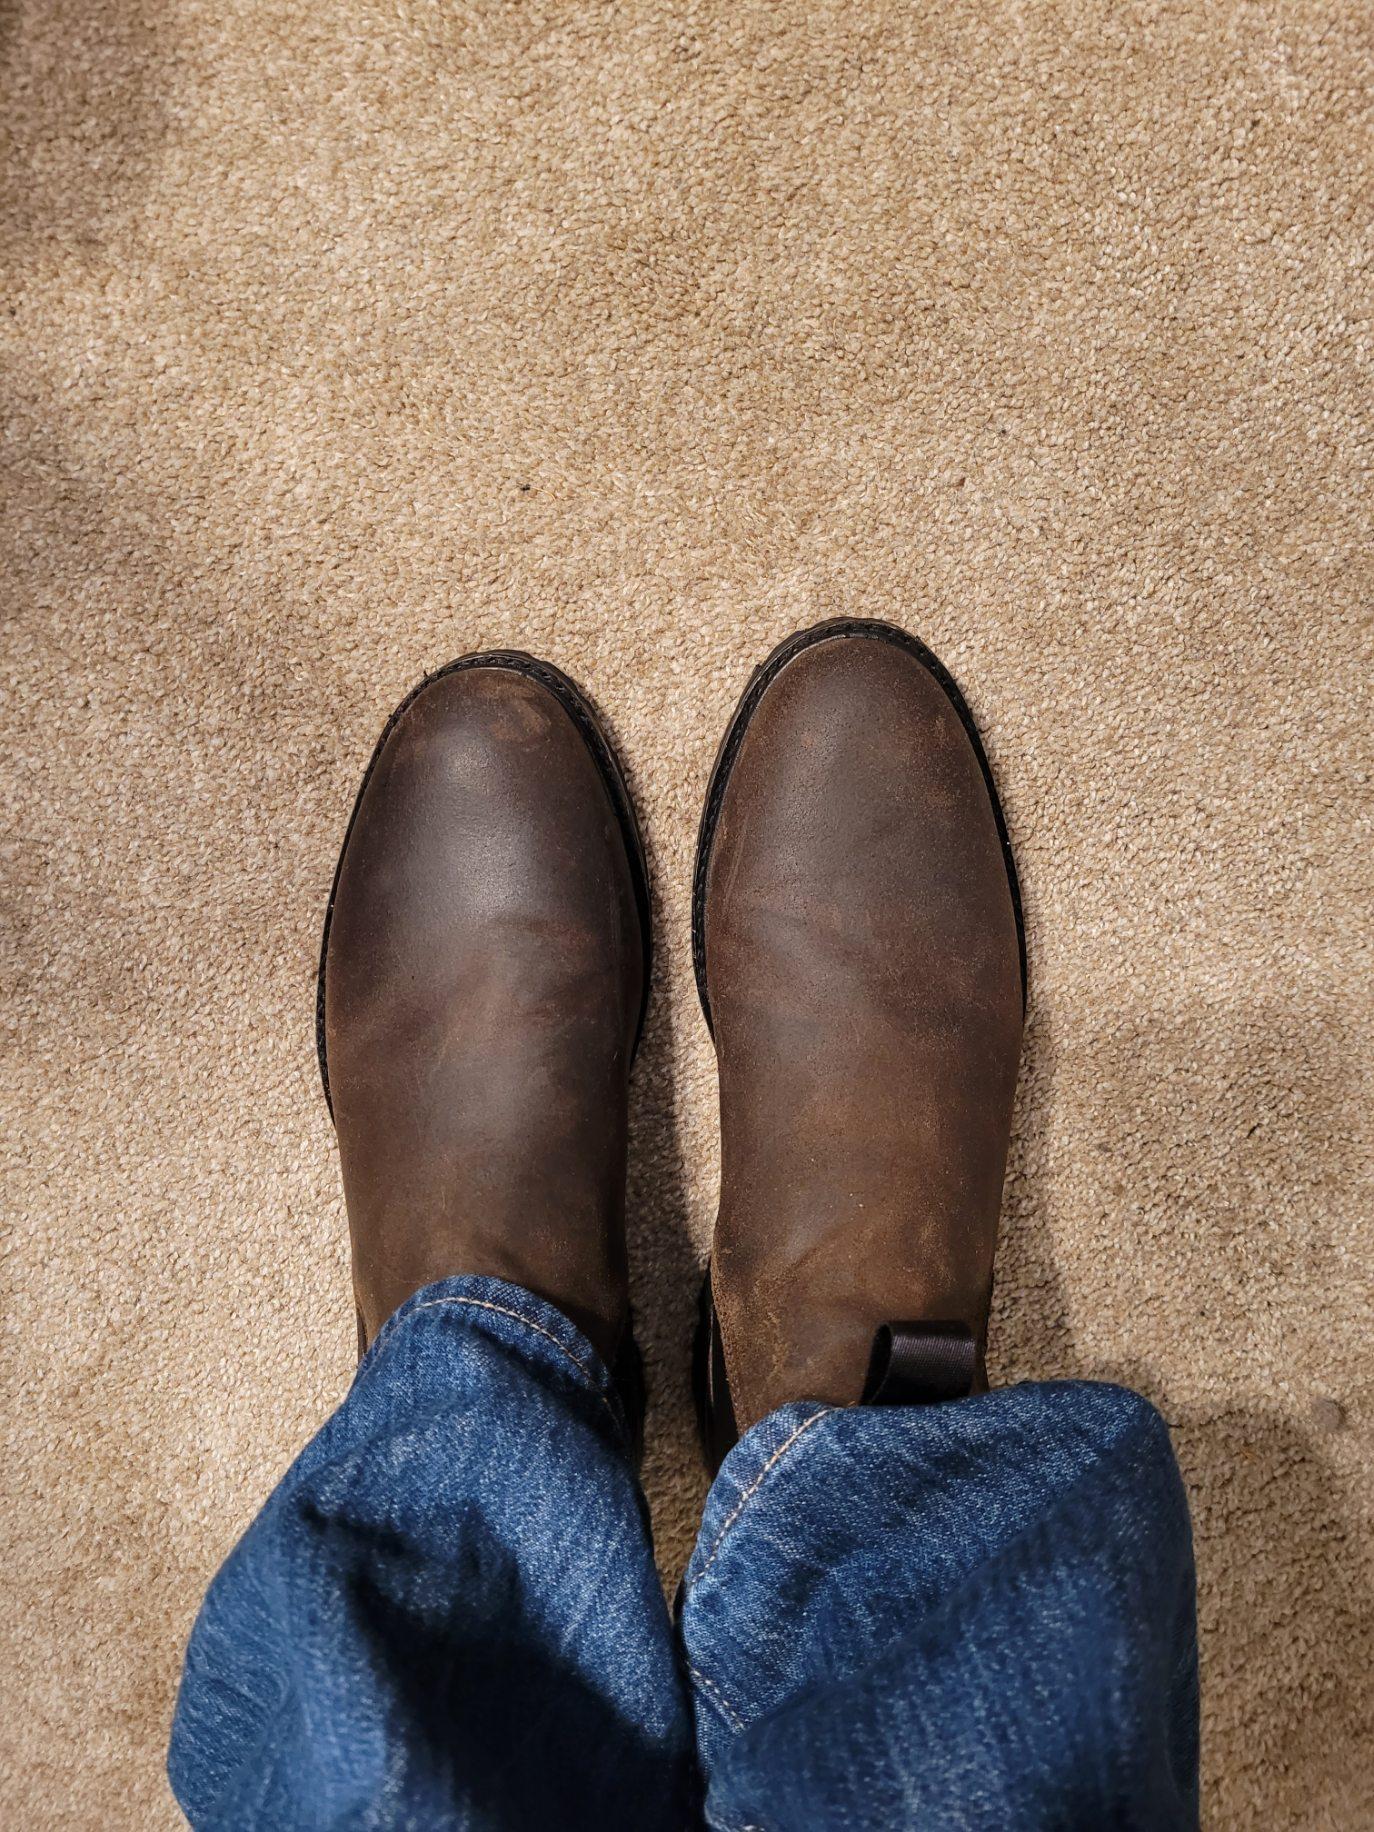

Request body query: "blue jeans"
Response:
[169, 1277, 1199, 1830]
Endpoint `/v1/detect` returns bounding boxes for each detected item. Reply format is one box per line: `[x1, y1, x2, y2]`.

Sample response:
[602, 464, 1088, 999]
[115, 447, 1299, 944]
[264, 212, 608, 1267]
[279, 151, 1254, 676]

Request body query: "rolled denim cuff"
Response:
[359, 1273, 632, 1446]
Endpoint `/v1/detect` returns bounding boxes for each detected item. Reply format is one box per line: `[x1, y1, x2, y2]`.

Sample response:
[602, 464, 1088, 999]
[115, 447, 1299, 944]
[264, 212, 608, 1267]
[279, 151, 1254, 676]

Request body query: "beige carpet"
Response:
[3, 0, 1371, 1824]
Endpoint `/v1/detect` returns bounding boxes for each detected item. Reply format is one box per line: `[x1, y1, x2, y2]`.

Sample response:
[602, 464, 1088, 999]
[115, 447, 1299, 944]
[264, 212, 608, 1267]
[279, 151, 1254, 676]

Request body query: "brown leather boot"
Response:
[317, 652, 650, 1439]
[693, 620, 1025, 1471]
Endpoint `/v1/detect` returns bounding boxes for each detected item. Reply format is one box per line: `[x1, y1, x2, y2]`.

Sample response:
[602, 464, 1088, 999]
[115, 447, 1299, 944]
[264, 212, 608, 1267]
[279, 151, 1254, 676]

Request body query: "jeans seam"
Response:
[685, 1406, 835, 1594]
[689, 1662, 745, 1732]
[374, 1296, 618, 1428]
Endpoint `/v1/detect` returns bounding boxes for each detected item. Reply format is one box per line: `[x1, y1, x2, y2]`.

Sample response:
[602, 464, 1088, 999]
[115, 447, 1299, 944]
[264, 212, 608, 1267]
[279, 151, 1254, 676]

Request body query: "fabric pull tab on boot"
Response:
[861, 1321, 978, 1405]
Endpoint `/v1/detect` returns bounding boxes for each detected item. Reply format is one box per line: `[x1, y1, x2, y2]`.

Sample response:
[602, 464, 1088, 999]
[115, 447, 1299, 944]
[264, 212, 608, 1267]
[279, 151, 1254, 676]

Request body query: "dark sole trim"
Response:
[314, 650, 654, 1452]
[690, 617, 1027, 1472]
[693, 1267, 739, 1478]
[316, 649, 653, 1114]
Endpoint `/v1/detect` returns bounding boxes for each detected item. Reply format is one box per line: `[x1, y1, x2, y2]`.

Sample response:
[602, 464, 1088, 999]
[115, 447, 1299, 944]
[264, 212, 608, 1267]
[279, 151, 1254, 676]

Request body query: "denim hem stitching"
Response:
[686, 1406, 835, 1592]
[689, 1663, 744, 1732]
[375, 1295, 618, 1428]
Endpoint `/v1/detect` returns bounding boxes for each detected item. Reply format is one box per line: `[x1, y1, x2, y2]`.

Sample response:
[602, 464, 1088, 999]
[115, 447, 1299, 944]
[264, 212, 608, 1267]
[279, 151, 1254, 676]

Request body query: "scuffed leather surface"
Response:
[324, 664, 644, 1360]
[703, 630, 1023, 1430]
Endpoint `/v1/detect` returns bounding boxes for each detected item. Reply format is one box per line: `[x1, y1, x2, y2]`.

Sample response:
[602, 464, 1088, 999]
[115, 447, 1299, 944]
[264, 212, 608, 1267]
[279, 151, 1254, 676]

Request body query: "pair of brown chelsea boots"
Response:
[318, 620, 1025, 1472]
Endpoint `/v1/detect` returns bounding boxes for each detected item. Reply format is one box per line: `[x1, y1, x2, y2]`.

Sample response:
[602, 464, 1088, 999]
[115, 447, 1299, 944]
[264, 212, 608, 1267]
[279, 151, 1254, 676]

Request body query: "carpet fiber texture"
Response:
[3, 1, 1371, 1824]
